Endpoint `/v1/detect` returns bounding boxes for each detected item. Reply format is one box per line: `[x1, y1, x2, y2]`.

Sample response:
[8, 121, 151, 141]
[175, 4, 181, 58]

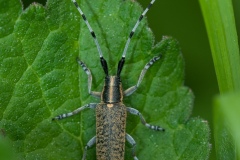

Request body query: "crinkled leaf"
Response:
[0, 0, 210, 159]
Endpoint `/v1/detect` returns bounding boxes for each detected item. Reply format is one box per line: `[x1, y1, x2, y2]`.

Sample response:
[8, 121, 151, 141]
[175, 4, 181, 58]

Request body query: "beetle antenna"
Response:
[72, 0, 108, 76]
[117, 0, 155, 76]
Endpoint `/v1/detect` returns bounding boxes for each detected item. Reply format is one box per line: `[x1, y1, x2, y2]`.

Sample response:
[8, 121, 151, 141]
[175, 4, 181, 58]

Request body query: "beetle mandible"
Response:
[52, 0, 165, 159]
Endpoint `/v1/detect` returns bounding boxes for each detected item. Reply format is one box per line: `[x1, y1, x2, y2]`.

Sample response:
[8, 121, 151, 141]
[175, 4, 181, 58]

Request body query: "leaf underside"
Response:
[0, 0, 210, 159]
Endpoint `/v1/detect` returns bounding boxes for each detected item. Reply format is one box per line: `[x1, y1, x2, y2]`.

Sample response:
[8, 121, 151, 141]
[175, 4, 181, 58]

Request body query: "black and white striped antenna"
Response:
[72, 0, 109, 76]
[117, 0, 156, 76]
[72, 0, 156, 77]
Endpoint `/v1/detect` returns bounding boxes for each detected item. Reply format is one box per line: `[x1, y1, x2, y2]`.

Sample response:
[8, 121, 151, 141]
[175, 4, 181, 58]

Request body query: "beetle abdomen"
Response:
[96, 103, 127, 160]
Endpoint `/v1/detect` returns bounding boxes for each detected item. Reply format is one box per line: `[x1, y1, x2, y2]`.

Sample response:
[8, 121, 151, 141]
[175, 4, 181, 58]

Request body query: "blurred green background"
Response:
[21, 0, 240, 159]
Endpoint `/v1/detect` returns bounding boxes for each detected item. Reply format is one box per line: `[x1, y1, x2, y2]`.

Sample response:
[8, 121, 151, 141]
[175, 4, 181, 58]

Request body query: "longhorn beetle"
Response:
[52, 0, 165, 159]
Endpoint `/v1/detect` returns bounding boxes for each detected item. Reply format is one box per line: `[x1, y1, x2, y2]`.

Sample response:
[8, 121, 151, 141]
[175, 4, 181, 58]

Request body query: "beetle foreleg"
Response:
[126, 107, 165, 131]
[124, 56, 161, 96]
[77, 58, 101, 98]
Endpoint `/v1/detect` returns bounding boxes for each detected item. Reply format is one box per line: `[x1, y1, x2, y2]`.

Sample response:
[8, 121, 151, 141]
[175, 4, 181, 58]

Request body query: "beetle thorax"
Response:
[101, 76, 123, 103]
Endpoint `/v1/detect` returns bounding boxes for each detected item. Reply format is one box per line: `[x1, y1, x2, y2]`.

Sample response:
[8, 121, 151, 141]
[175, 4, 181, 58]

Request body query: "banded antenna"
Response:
[72, 0, 109, 76]
[72, 0, 155, 77]
[117, 0, 156, 76]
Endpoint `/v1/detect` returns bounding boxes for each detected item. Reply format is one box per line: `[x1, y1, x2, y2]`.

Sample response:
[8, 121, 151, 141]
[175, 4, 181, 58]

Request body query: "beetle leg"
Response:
[82, 136, 96, 160]
[77, 58, 101, 98]
[126, 133, 138, 160]
[124, 55, 161, 96]
[126, 107, 165, 131]
[52, 103, 97, 120]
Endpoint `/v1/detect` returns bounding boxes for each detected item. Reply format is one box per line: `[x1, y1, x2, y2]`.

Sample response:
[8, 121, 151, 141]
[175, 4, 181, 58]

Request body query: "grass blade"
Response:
[199, 0, 240, 93]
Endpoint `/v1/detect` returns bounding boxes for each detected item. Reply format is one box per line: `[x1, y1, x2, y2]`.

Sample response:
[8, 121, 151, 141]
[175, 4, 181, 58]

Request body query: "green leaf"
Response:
[214, 92, 240, 160]
[0, 129, 14, 160]
[0, 0, 210, 159]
